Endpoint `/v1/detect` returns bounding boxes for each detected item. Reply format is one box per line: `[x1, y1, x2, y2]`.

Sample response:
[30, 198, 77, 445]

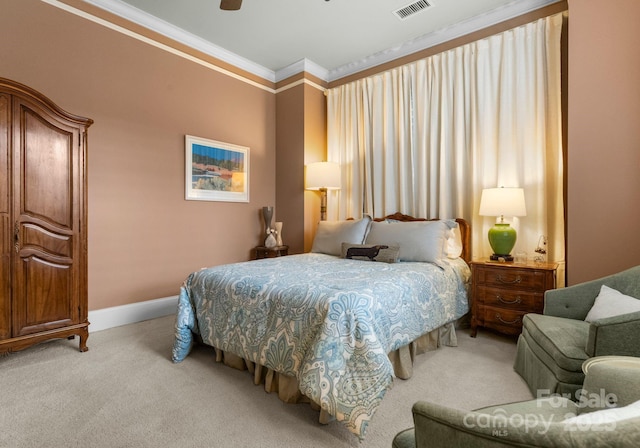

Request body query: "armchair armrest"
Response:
[581, 357, 640, 409]
[586, 310, 640, 357]
[411, 401, 560, 447]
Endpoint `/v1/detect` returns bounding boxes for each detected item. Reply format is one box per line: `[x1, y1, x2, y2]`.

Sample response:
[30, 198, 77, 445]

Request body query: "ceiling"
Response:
[84, 0, 560, 82]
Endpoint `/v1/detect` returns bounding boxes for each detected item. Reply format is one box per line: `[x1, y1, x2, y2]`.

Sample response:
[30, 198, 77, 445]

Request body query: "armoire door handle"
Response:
[14, 221, 19, 253]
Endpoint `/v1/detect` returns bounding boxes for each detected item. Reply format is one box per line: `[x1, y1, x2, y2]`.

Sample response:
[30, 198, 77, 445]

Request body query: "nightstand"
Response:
[255, 245, 289, 259]
[470, 260, 558, 337]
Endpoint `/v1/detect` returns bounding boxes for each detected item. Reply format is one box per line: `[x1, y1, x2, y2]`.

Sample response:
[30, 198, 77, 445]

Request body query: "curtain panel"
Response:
[327, 13, 565, 265]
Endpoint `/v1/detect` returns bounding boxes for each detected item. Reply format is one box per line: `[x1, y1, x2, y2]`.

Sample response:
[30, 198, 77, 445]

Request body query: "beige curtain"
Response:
[326, 13, 565, 267]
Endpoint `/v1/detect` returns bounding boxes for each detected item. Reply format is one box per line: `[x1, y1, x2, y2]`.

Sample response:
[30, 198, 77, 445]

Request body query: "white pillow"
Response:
[563, 399, 640, 428]
[584, 285, 640, 322]
[311, 216, 372, 256]
[364, 220, 454, 263]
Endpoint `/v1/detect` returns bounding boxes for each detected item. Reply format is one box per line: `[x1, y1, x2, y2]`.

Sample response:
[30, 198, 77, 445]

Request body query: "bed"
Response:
[172, 213, 471, 439]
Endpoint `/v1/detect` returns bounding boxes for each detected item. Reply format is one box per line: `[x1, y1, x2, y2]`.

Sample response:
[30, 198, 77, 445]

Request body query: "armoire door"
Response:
[0, 92, 10, 340]
[11, 97, 85, 337]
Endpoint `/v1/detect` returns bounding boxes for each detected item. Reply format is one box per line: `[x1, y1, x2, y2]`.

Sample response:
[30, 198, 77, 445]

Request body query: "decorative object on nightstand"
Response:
[274, 221, 283, 246]
[262, 206, 273, 244]
[470, 260, 558, 337]
[264, 230, 277, 248]
[305, 161, 341, 221]
[479, 187, 526, 261]
[534, 235, 548, 263]
[255, 245, 289, 259]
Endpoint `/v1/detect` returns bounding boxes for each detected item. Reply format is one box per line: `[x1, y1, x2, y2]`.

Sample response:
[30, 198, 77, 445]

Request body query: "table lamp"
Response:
[479, 187, 527, 261]
[305, 162, 341, 221]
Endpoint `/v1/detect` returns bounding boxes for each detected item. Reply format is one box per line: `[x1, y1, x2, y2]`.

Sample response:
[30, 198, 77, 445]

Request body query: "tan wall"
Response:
[566, 0, 640, 284]
[275, 81, 327, 254]
[275, 85, 305, 254]
[1, 0, 275, 310]
[303, 84, 327, 252]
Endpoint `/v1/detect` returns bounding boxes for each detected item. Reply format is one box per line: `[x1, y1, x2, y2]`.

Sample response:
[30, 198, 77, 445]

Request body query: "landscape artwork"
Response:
[185, 135, 249, 202]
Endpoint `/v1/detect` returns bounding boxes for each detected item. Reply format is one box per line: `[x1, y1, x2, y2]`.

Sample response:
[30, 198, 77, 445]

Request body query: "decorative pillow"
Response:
[311, 216, 372, 257]
[364, 220, 454, 263]
[563, 399, 640, 427]
[584, 285, 640, 322]
[385, 218, 462, 259]
[341, 243, 400, 263]
[446, 222, 463, 259]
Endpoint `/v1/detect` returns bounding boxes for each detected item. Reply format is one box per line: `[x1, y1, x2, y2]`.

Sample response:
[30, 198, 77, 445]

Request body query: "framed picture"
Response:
[185, 135, 249, 202]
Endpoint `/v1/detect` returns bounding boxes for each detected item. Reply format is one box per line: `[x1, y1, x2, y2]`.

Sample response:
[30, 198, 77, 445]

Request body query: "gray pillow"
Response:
[311, 216, 372, 256]
[364, 219, 454, 263]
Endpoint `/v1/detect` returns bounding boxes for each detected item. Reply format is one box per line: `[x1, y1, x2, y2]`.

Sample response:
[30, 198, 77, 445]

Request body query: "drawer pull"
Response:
[496, 274, 522, 284]
[497, 295, 522, 305]
[496, 313, 521, 325]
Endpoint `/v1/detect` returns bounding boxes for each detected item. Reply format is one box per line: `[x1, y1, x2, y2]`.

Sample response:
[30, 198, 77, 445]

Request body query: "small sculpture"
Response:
[346, 245, 389, 261]
[534, 235, 547, 263]
[265, 229, 277, 248]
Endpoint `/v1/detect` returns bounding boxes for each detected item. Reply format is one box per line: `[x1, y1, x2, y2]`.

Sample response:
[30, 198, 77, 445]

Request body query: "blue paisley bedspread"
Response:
[173, 253, 470, 438]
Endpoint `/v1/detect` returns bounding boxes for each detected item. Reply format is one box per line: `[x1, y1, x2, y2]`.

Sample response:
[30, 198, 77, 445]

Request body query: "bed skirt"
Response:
[205, 322, 458, 425]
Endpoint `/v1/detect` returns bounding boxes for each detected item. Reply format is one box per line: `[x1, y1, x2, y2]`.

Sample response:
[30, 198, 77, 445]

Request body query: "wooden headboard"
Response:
[374, 212, 471, 263]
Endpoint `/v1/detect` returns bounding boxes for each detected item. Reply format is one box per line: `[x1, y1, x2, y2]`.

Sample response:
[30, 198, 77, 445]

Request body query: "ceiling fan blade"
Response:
[220, 0, 242, 10]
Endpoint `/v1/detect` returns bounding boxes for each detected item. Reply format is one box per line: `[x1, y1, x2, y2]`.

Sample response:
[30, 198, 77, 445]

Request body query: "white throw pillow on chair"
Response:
[584, 285, 640, 322]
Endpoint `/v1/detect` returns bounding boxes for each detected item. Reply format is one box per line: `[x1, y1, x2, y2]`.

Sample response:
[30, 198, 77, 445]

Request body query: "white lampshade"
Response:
[305, 162, 341, 190]
[479, 187, 527, 218]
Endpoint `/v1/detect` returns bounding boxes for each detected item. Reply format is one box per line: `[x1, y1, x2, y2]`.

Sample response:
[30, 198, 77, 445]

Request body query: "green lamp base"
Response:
[488, 223, 517, 261]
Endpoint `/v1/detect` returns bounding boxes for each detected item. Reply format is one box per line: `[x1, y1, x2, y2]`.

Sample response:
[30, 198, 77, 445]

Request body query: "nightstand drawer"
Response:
[481, 306, 525, 336]
[475, 267, 547, 290]
[476, 286, 543, 312]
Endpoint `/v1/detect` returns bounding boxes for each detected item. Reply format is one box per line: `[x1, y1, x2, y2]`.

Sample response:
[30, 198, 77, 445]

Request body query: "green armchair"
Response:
[514, 265, 640, 399]
[392, 356, 640, 448]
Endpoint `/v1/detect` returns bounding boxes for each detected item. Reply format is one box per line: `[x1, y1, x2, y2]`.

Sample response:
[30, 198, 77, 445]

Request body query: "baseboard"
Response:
[88, 295, 179, 333]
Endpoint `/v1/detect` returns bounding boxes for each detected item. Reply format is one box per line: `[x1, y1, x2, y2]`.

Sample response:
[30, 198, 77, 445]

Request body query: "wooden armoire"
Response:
[0, 78, 92, 354]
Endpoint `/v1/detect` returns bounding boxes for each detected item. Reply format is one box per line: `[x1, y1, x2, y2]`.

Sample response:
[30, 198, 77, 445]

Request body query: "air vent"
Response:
[393, 0, 431, 20]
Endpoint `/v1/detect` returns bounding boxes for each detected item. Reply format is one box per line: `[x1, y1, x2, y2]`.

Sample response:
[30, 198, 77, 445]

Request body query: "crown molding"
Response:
[326, 0, 562, 82]
[275, 59, 329, 84]
[69, 0, 561, 85]
[83, 0, 276, 82]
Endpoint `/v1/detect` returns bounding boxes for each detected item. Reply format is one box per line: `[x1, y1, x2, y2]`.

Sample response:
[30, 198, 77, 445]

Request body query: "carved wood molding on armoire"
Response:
[0, 77, 93, 354]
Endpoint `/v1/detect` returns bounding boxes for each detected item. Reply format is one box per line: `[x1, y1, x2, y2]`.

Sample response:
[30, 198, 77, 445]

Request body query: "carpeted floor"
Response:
[0, 316, 532, 448]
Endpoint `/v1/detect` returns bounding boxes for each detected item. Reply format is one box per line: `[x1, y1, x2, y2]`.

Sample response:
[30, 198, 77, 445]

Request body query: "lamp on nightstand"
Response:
[479, 187, 527, 261]
[305, 162, 341, 221]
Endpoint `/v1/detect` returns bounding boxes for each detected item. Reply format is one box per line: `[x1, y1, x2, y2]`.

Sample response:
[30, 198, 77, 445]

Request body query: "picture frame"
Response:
[185, 135, 249, 202]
